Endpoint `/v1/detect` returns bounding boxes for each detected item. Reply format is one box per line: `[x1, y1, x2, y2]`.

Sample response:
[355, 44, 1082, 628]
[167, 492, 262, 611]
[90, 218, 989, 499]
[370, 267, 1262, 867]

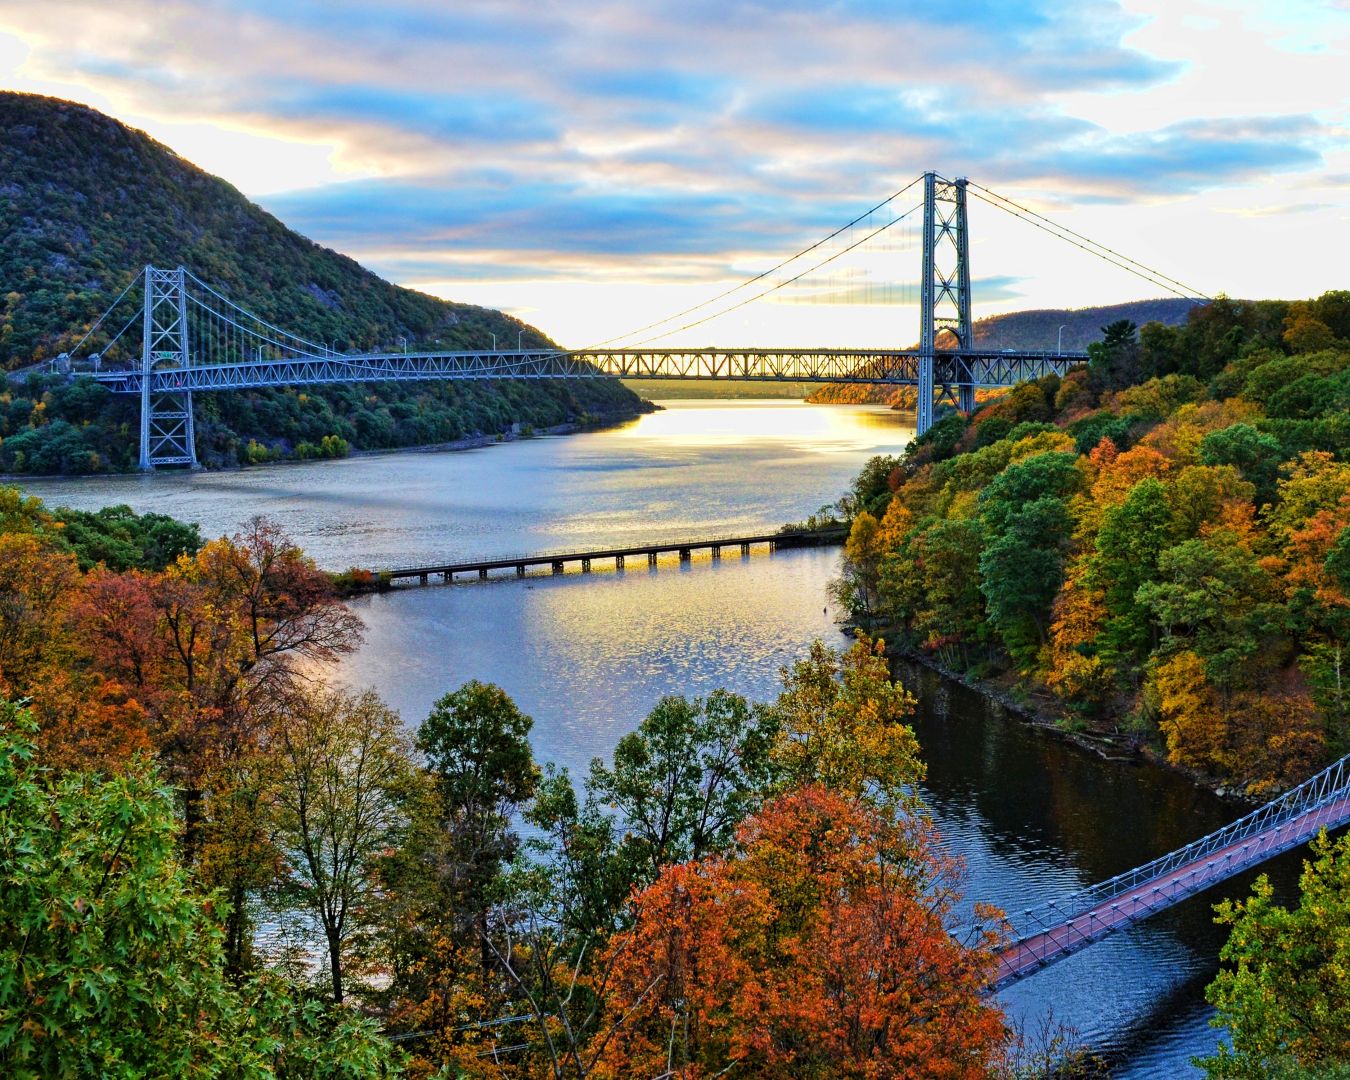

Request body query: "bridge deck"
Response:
[381, 527, 845, 583]
[992, 791, 1350, 991]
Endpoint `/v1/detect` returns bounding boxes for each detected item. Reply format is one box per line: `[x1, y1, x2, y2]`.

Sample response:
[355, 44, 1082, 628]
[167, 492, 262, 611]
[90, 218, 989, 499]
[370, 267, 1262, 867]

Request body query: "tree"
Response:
[1137, 532, 1280, 695]
[0, 700, 405, 1077]
[194, 515, 363, 689]
[590, 786, 1007, 1079]
[414, 680, 539, 931]
[1090, 477, 1179, 677]
[589, 689, 777, 882]
[1201, 829, 1350, 1078]
[1199, 424, 1283, 506]
[765, 635, 921, 809]
[977, 451, 1082, 669]
[271, 687, 416, 1003]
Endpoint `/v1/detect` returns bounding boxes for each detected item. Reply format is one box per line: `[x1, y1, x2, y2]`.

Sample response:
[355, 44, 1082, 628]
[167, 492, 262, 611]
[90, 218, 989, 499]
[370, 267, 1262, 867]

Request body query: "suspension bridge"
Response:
[56, 171, 1207, 468]
[984, 751, 1350, 992]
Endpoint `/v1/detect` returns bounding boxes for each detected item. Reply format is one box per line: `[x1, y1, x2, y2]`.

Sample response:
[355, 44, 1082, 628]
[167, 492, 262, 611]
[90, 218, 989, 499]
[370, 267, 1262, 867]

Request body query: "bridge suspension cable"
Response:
[66, 266, 146, 358]
[967, 182, 1212, 301]
[592, 173, 924, 349]
[623, 198, 925, 347]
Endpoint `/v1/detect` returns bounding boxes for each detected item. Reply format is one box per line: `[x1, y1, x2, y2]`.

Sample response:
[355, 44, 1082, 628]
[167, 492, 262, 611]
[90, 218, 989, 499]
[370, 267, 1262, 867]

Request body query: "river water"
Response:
[16, 399, 1304, 1075]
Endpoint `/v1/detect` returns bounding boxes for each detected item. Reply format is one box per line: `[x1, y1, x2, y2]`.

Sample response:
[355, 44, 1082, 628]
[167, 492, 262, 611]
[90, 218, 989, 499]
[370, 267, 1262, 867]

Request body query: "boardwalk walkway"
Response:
[380, 526, 846, 585]
[988, 753, 1350, 992]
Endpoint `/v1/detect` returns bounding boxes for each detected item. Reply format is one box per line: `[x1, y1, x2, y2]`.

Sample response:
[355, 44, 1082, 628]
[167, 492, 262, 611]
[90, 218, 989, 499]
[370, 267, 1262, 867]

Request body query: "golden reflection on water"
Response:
[611, 398, 904, 451]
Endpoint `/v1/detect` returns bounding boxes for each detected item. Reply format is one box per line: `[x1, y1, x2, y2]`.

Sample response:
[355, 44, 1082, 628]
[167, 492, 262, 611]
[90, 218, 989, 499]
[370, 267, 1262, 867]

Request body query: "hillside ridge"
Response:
[0, 92, 643, 472]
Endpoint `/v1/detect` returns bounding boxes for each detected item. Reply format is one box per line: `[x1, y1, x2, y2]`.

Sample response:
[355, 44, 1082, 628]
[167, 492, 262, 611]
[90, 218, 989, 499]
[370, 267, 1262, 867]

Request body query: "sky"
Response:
[1, 0, 1348, 348]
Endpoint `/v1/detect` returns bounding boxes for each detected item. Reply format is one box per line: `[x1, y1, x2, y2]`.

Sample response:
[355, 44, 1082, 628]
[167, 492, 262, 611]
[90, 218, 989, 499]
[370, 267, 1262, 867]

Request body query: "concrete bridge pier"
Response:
[648, 552, 658, 568]
[419, 572, 429, 585]
[479, 568, 488, 580]
[581, 558, 592, 572]
[615, 554, 624, 570]
[711, 545, 721, 560]
[516, 565, 526, 577]
[740, 542, 750, 556]
[551, 561, 564, 574]
[679, 547, 691, 563]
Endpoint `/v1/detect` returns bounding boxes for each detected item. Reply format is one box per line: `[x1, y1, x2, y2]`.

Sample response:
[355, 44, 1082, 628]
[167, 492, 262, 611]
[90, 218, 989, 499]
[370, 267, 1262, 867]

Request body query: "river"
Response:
[15, 398, 1304, 1075]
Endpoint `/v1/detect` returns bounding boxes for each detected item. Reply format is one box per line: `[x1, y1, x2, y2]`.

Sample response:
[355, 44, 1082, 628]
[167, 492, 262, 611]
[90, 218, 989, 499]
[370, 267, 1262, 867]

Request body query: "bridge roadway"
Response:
[989, 755, 1350, 992]
[380, 526, 846, 585]
[89, 346, 1086, 395]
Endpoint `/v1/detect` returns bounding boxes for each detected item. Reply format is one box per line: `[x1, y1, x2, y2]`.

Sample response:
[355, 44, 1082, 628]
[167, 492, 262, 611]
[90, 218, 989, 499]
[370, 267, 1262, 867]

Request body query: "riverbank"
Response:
[875, 634, 1258, 806]
[0, 400, 660, 483]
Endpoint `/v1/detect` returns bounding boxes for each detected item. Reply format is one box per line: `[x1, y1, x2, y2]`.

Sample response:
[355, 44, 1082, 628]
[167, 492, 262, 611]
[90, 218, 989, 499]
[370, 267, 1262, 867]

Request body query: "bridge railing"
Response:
[988, 753, 1350, 975]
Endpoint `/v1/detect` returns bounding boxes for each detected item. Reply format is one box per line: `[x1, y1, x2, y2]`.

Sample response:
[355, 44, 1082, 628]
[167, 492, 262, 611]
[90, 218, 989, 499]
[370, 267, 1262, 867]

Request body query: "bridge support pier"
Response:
[711, 545, 720, 560]
[958, 383, 976, 415]
[443, 571, 451, 583]
[581, 558, 591, 572]
[479, 568, 488, 580]
[419, 573, 428, 585]
[741, 542, 750, 556]
[648, 552, 657, 568]
[516, 565, 526, 577]
[615, 554, 624, 570]
[679, 548, 690, 563]
[552, 561, 564, 574]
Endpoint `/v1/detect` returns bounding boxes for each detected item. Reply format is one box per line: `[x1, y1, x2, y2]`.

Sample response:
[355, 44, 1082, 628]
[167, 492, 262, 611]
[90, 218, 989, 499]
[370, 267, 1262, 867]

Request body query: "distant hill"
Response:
[806, 298, 1206, 407]
[0, 92, 643, 471]
[972, 298, 1205, 352]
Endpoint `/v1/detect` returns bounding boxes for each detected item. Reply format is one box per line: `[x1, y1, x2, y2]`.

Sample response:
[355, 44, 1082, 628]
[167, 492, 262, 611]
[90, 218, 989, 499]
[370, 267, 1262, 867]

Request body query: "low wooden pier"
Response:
[381, 526, 846, 586]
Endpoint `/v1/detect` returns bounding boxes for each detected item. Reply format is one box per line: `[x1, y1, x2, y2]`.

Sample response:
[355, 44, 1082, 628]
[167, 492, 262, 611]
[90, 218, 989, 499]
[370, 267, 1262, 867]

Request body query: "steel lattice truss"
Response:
[90, 346, 1084, 395]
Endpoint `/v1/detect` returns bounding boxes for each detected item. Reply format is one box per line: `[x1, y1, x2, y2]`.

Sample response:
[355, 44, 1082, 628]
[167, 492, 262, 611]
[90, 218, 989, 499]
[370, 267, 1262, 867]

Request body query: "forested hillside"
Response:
[834, 291, 1350, 795]
[806, 298, 1202, 407]
[0, 92, 644, 471]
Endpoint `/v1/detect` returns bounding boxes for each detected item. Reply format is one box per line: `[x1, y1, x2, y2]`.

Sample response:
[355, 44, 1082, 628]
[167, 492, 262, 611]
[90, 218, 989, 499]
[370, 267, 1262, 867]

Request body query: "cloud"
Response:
[1, 0, 1346, 332]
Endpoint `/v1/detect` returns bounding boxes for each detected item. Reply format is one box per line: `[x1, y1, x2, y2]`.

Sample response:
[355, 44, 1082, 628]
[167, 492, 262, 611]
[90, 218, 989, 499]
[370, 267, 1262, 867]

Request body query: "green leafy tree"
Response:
[1201, 830, 1350, 1078]
[1091, 477, 1179, 678]
[0, 701, 404, 1077]
[271, 688, 417, 1003]
[588, 689, 777, 883]
[1199, 424, 1283, 505]
[977, 451, 1082, 670]
[1137, 532, 1281, 695]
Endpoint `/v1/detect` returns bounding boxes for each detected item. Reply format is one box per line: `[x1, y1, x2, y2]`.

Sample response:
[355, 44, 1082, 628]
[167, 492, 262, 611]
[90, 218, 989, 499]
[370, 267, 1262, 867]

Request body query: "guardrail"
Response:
[982, 752, 1350, 990]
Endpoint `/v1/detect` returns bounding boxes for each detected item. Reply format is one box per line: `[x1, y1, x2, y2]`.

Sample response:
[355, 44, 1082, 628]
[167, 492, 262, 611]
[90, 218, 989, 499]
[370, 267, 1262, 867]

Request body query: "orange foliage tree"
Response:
[590, 786, 1005, 1079]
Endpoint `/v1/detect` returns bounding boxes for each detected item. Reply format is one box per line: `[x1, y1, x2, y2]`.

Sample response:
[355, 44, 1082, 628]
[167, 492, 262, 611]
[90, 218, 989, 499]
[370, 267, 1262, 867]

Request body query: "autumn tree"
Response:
[764, 634, 921, 809]
[590, 786, 1007, 1079]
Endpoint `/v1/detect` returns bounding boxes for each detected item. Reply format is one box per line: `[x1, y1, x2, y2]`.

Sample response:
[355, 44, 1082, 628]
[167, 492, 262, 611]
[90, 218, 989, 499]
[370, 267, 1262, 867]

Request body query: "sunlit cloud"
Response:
[1, 0, 1347, 344]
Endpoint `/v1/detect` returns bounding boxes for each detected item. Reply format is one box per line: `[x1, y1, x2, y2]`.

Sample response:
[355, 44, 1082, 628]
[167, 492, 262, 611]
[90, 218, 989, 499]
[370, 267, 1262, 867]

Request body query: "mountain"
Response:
[0, 92, 644, 471]
[971, 298, 1204, 351]
[806, 298, 1205, 407]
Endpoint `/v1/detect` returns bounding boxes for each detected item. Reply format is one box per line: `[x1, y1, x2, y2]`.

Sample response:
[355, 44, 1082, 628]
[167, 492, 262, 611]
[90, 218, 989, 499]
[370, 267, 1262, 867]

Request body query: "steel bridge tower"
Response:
[138, 266, 198, 469]
[918, 172, 973, 434]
